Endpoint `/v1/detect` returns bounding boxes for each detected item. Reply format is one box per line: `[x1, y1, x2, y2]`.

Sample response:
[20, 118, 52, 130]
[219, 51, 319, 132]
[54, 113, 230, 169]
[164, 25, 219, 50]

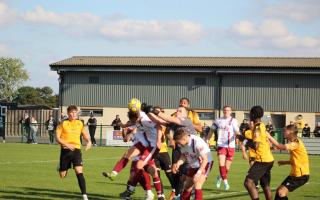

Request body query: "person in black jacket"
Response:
[87, 113, 97, 146]
[313, 123, 320, 137]
[302, 123, 310, 137]
[45, 115, 57, 144]
[111, 115, 122, 130]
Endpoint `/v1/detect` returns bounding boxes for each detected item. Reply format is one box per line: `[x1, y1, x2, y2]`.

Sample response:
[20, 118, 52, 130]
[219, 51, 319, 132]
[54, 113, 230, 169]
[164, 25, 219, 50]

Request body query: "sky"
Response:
[1, 0, 320, 93]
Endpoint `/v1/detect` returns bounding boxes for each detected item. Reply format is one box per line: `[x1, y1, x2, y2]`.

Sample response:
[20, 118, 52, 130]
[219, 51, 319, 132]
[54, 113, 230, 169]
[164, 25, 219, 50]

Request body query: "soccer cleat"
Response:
[119, 189, 134, 199]
[102, 171, 116, 181]
[82, 194, 89, 200]
[224, 182, 230, 191]
[145, 191, 154, 200]
[216, 175, 222, 188]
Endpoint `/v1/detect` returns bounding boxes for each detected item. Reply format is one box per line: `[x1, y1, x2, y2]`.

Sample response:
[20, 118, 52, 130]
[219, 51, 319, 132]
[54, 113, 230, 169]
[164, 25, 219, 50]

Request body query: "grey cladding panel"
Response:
[221, 74, 320, 112]
[62, 72, 217, 109]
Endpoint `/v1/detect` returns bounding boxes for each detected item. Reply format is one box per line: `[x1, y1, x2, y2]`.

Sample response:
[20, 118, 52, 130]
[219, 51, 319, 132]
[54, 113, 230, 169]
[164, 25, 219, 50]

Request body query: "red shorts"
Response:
[140, 146, 160, 165]
[133, 142, 148, 153]
[186, 161, 213, 178]
[217, 147, 235, 161]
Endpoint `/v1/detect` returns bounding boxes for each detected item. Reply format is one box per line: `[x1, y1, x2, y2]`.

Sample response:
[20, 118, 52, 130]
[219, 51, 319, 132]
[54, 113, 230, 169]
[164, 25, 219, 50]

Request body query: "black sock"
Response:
[76, 173, 86, 195]
[165, 171, 175, 189]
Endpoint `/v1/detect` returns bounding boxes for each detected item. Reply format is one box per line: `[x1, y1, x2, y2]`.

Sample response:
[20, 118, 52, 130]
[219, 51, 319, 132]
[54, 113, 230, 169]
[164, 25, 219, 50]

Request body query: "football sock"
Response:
[76, 173, 86, 195]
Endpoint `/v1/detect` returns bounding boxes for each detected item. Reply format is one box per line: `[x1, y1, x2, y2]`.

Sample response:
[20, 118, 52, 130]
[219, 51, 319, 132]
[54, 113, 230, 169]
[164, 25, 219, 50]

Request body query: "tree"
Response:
[13, 86, 58, 108]
[0, 57, 29, 101]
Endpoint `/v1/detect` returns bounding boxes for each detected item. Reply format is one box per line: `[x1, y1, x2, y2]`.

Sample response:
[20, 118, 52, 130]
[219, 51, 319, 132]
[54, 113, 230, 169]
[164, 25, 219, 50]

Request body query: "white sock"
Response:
[223, 179, 228, 184]
[82, 194, 88, 200]
[128, 185, 135, 192]
[111, 171, 118, 175]
[147, 190, 153, 195]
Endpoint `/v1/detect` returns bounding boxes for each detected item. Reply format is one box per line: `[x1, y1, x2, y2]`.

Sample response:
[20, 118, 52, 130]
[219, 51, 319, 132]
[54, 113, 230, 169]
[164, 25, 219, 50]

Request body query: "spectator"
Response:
[314, 122, 320, 137]
[295, 115, 305, 138]
[266, 120, 275, 136]
[289, 121, 295, 126]
[239, 119, 250, 135]
[30, 116, 38, 144]
[19, 112, 31, 143]
[59, 112, 68, 123]
[111, 115, 122, 130]
[302, 124, 311, 137]
[87, 113, 97, 146]
[45, 115, 57, 144]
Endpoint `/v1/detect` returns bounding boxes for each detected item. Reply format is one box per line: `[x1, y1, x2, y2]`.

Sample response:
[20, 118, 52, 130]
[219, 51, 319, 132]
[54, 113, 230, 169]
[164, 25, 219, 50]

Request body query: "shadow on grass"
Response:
[0, 187, 117, 200]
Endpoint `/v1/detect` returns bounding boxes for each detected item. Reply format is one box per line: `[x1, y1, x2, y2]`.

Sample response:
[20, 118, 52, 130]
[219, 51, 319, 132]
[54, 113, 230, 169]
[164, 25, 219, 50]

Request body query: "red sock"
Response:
[112, 157, 129, 173]
[219, 165, 227, 180]
[181, 190, 191, 200]
[153, 176, 162, 196]
[139, 171, 152, 190]
[195, 189, 203, 200]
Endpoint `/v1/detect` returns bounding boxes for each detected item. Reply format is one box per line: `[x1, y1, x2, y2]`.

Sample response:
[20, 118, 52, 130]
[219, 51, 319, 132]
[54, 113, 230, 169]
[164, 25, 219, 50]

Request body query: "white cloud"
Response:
[21, 6, 206, 45]
[232, 21, 256, 36]
[232, 19, 320, 50]
[264, 0, 320, 22]
[100, 19, 204, 43]
[0, 2, 17, 26]
[259, 20, 288, 37]
[0, 43, 9, 55]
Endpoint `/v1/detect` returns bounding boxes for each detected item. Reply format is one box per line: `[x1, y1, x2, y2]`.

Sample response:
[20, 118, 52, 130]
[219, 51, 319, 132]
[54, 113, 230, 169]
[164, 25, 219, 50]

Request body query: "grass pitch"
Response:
[0, 143, 319, 199]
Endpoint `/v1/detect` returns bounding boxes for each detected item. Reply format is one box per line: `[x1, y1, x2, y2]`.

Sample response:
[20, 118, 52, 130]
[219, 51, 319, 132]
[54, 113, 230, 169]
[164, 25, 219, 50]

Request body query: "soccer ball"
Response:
[128, 98, 141, 112]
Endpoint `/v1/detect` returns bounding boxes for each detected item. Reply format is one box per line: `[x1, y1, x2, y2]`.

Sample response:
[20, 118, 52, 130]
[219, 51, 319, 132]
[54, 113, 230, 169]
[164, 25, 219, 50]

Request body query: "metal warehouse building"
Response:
[50, 56, 320, 130]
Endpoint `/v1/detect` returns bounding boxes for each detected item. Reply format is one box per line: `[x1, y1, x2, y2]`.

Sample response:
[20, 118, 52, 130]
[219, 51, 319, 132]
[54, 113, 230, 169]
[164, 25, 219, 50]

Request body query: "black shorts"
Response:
[281, 175, 309, 192]
[155, 152, 172, 171]
[246, 161, 274, 187]
[59, 148, 83, 171]
[172, 146, 189, 175]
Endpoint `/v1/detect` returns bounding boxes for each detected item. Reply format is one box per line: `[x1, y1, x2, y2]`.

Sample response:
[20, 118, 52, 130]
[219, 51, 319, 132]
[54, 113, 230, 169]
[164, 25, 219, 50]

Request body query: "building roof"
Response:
[50, 56, 320, 68]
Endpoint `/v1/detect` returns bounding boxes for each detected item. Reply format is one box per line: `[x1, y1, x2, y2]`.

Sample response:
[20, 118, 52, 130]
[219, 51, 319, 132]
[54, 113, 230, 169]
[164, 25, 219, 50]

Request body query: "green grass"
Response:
[0, 143, 319, 200]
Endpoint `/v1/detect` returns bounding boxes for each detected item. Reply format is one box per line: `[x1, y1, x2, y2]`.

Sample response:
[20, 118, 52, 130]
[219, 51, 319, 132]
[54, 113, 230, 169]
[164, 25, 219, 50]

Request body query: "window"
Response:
[1, 106, 6, 116]
[244, 112, 250, 120]
[194, 77, 206, 86]
[198, 112, 215, 120]
[80, 109, 103, 117]
[231, 112, 236, 118]
[89, 76, 99, 84]
[316, 115, 320, 125]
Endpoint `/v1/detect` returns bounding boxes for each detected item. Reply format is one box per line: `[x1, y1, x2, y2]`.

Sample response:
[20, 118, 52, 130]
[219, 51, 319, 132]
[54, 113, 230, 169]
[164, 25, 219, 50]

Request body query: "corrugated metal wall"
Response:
[62, 72, 217, 109]
[221, 74, 320, 112]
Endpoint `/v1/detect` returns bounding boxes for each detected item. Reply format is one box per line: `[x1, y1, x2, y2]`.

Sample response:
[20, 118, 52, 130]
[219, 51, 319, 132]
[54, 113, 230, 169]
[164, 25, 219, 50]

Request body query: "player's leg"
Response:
[223, 147, 235, 190]
[216, 147, 227, 189]
[144, 162, 165, 200]
[249, 158, 259, 188]
[180, 177, 194, 200]
[58, 149, 71, 178]
[244, 162, 266, 200]
[275, 185, 289, 200]
[103, 144, 141, 180]
[259, 162, 273, 200]
[159, 152, 175, 197]
[171, 146, 183, 199]
[275, 175, 309, 200]
[73, 150, 88, 200]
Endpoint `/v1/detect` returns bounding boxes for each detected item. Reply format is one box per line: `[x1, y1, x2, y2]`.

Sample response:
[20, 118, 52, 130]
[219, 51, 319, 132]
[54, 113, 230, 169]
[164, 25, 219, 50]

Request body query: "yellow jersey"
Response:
[159, 125, 168, 153]
[188, 110, 200, 126]
[172, 110, 200, 126]
[253, 122, 274, 162]
[286, 138, 310, 177]
[244, 130, 256, 158]
[56, 120, 84, 149]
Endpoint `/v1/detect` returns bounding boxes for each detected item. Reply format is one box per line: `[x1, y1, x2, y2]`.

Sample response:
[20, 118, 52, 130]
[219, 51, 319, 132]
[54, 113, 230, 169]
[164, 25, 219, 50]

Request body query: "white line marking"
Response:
[203, 187, 277, 198]
[0, 157, 119, 165]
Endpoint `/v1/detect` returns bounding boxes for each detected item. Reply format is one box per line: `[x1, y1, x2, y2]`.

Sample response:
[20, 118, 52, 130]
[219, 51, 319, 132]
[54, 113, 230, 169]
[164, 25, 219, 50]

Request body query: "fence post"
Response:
[20, 123, 24, 143]
[99, 124, 102, 146]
